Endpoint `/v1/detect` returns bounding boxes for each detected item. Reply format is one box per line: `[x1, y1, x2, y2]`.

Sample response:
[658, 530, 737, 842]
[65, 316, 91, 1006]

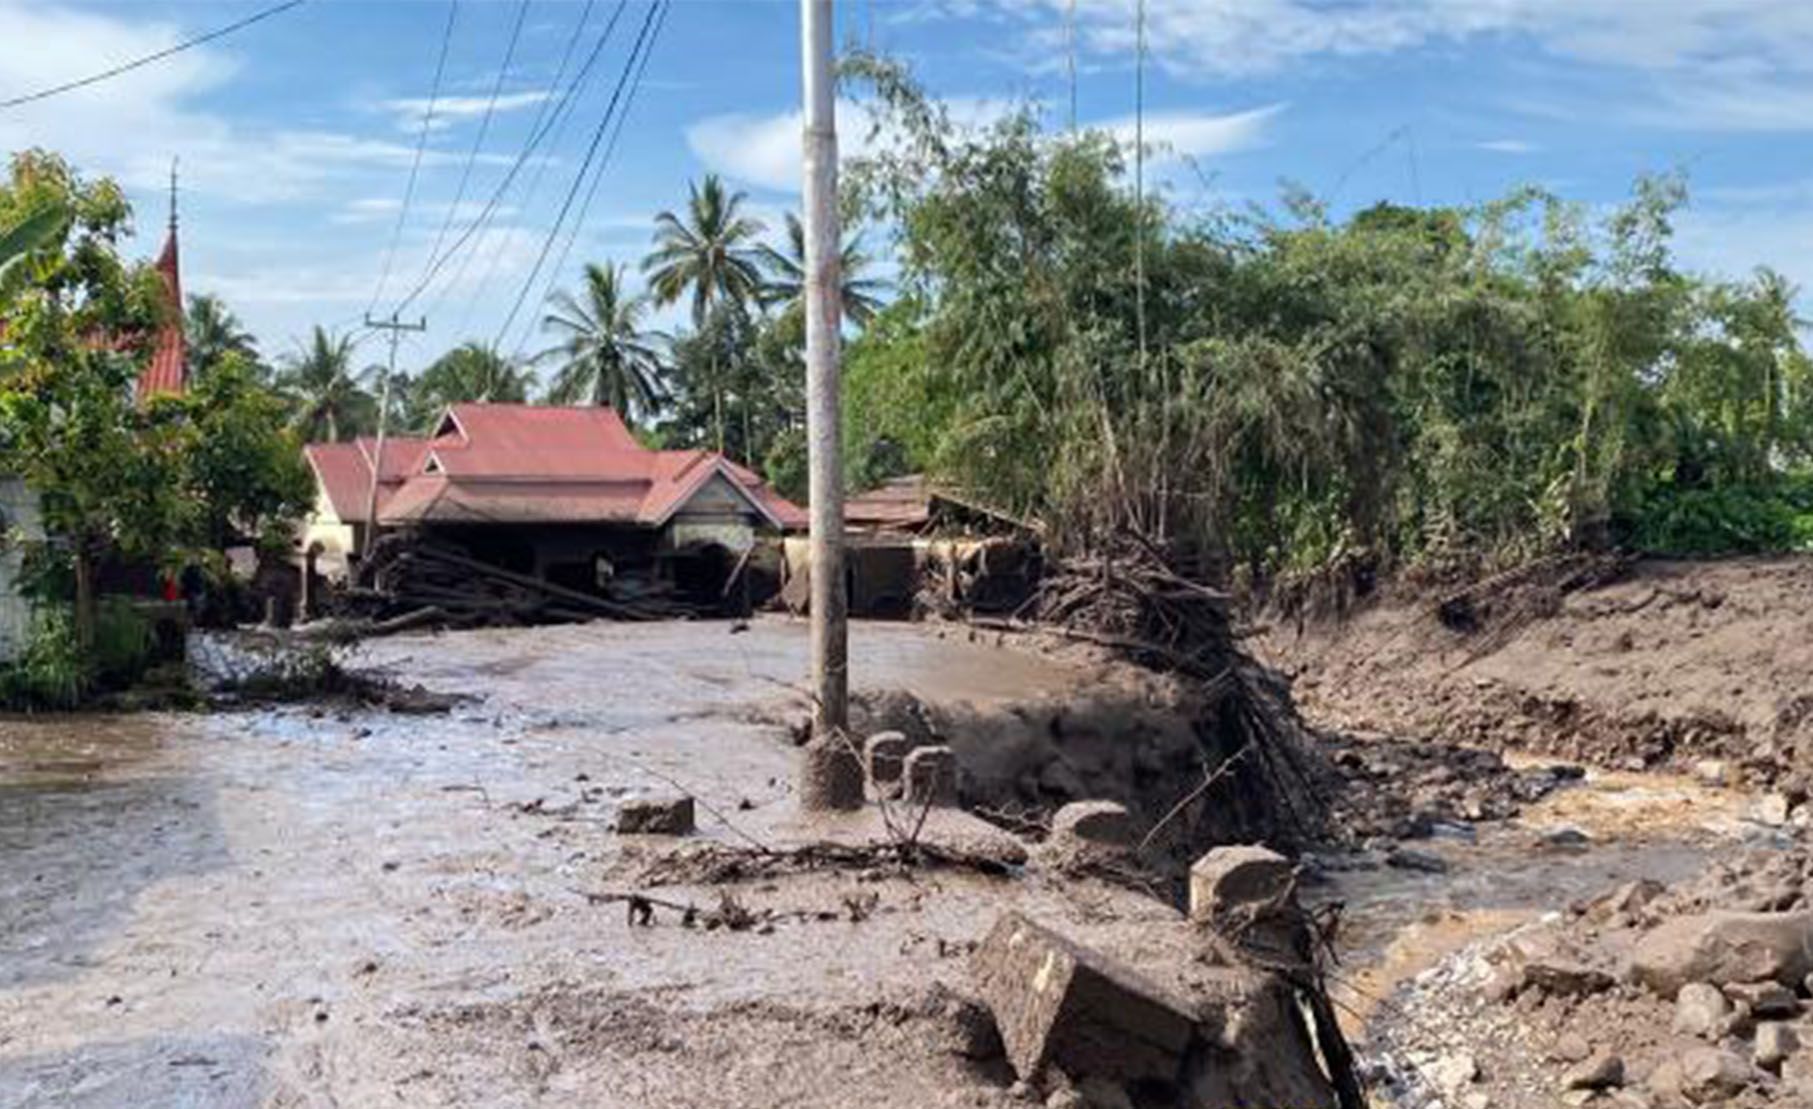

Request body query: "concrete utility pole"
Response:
[801, 0, 848, 737]
[360, 312, 427, 560]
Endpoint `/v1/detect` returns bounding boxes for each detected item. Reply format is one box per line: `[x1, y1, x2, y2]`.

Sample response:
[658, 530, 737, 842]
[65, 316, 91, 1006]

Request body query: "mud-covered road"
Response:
[0, 620, 1110, 1108]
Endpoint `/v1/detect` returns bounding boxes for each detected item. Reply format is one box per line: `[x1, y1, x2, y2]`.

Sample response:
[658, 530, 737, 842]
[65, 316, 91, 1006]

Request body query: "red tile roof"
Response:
[307, 403, 804, 531]
[137, 226, 185, 399]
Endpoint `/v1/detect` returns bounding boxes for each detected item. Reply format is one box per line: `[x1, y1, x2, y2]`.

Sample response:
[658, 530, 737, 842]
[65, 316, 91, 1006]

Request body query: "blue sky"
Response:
[4, 0, 1812, 374]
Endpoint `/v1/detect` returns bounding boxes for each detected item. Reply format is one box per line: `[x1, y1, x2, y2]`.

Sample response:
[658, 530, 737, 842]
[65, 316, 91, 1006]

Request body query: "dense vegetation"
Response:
[832, 58, 1813, 578]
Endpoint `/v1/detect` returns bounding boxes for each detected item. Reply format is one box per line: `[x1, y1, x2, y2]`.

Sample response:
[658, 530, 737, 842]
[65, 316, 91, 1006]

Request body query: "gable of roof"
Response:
[305, 436, 431, 524]
[137, 226, 185, 399]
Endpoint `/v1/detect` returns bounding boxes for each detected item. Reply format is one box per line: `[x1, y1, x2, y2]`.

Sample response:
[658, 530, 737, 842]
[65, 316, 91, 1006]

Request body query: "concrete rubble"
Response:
[616, 794, 696, 835]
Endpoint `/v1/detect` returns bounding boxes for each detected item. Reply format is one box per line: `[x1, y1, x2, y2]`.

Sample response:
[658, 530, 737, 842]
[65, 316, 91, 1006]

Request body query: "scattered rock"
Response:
[1755, 1021, 1799, 1070]
[903, 745, 959, 808]
[1679, 1047, 1754, 1102]
[1693, 760, 1730, 787]
[1563, 1048, 1624, 1091]
[1753, 793, 1793, 827]
[616, 794, 696, 835]
[1723, 980, 1797, 1017]
[1427, 1052, 1480, 1090]
[1673, 982, 1730, 1040]
[1385, 847, 1449, 874]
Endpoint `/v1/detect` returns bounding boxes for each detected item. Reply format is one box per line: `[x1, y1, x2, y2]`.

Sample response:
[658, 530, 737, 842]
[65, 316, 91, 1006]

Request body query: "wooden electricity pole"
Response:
[801, 0, 847, 734]
[360, 312, 426, 560]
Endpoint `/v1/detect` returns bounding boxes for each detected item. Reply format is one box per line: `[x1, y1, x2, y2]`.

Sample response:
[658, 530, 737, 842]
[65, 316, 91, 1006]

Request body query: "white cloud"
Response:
[1104, 103, 1285, 159]
[1477, 138, 1539, 154]
[688, 96, 1279, 192]
[380, 90, 553, 133]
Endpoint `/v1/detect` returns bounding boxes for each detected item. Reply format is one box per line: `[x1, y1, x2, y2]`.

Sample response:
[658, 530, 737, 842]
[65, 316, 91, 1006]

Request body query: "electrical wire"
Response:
[0, 0, 305, 110]
[389, 0, 630, 318]
[423, 0, 532, 277]
[367, 0, 461, 317]
[445, 0, 600, 336]
[507, 0, 667, 362]
[489, 0, 663, 353]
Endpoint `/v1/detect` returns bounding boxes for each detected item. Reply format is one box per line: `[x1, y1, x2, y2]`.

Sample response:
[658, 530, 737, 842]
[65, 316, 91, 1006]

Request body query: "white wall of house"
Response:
[302, 487, 359, 581]
[0, 477, 45, 662]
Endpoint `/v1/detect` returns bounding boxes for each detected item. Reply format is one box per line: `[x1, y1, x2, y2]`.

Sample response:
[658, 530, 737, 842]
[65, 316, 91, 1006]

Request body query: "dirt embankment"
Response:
[1259, 556, 1813, 807]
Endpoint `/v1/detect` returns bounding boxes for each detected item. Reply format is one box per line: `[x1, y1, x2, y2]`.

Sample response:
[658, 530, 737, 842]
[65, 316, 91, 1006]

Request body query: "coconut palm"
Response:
[185, 292, 260, 380]
[756, 212, 886, 327]
[415, 342, 533, 416]
[643, 174, 767, 455]
[278, 326, 377, 442]
[533, 263, 665, 420]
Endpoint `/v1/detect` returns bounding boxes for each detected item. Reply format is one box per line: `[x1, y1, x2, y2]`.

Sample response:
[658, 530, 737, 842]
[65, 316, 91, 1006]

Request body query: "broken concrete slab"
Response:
[970, 910, 1199, 1087]
[902, 745, 958, 807]
[616, 794, 696, 835]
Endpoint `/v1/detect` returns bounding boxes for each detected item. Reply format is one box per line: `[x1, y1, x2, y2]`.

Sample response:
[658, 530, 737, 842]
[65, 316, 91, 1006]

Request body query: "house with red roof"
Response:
[301, 403, 804, 596]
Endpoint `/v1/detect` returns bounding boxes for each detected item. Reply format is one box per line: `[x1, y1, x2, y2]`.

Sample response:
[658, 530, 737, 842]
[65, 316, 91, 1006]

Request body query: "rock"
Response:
[970, 911, 1198, 1085]
[1693, 759, 1730, 787]
[1563, 1048, 1624, 1091]
[1427, 1053, 1479, 1090]
[1385, 846, 1449, 874]
[1075, 1077, 1134, 1109]
[616, 794, 696, 835]
[1585, 880, 1666, 926]
[1722, 980, 1797, 1017]
[1541, 826, 1593, 849]
[1523, 960, 1615, 999]
[1678, 1047, 1753, 1102]
[1187, 845, 1294, 925]
[863, 731, 910, 794]
[1752, 793, 1792, 826]
[919, 982, 1004, 1061]
[1554, 1033, 1595, 1064]
[1755, 1021, 1799, 1070]
[1673, 982, 1730, 1039]
[1050, 800, 1136, 851]
[799, 733, 865, 812]
[903, 745, 959, 808]
[1626, 911, 1813, 997]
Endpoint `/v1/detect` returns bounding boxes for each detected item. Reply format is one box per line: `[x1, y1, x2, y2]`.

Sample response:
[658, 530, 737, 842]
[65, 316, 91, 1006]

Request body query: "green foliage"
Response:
[532, 263, 664, 419]
[2, 606, 86, 709]
[277, 325, 376, 442]
[412, 341, 533, 417]
[1632, 480, 1813, 555]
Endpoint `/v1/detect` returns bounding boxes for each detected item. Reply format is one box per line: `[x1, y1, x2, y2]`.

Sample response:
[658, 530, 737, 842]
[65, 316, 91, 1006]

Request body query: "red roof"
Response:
[137, 225, 185, 399]
[307, 403, 804, 531]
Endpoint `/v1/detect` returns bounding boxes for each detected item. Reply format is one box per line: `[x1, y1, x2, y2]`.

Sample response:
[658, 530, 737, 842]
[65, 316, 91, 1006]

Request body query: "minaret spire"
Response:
[168, 156, 179, 234]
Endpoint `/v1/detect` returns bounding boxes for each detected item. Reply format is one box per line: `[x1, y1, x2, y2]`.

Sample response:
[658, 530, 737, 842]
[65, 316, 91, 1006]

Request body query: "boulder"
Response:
[970, 911, 1198, 1086]
[1050, 800, 1136, 851]
[1678, 1047, 1753, 1103]
[616, 794, 696, 835]
[1672, 982, 1729, 1040]
[1626, 911, 1813, 998]
[1188, 845, 1294, 925]
[1722, 980, 1797, 1017]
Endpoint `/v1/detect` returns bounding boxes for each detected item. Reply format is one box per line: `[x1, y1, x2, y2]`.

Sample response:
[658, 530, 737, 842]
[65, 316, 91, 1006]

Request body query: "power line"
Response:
[447, 0, 601, 336]
[367, 0, 461, 317]
[491, 0, 664, 354]
[508, 0, 667, 362]
[0, 0, 305, 111]
[389, 0, 630, 318]
[423, 0, 532, 275]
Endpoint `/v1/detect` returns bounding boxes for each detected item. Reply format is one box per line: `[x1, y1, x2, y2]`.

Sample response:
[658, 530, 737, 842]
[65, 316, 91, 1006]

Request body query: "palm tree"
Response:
[278, 326, 377, 442]
[533, 263, 665, 420]
[643, 174, 766, 455]
[414, 342, 533, 416]
[757, 212, 886, 327]
[185, 292, 259, 380]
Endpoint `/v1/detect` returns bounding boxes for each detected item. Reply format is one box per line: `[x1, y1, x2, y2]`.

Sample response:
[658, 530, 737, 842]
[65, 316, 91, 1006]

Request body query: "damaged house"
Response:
[303, 403, 803, 611]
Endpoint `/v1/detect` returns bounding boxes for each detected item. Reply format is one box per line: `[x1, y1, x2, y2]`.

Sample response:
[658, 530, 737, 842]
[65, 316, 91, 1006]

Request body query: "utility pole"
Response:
[360, 312, 427, 560]
[801, 0, 847, 737]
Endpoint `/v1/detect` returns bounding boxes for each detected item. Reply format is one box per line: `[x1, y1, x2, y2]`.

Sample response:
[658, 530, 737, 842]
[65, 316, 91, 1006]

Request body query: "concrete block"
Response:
[1050, 800, 1135, 850]
[1188, 845, 1293, 925]
[970, 910, 1198, 1086]
[903, 744, 958, 807]
[864, 731, 910, 794]
[617, 794, 695, 835]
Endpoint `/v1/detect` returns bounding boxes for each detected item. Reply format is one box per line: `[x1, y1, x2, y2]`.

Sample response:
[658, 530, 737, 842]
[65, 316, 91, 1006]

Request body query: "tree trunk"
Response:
[72, 542, 96, 653]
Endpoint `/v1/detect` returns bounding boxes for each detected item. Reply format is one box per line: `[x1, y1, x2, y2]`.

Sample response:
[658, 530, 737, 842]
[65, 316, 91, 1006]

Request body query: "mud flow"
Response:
[2, 561, 1807, 1108]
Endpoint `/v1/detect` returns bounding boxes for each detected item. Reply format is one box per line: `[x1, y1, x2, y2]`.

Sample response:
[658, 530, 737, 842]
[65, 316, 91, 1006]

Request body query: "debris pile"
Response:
[344, 535, 702, 629]
[1370, 846, 1813, 1107]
